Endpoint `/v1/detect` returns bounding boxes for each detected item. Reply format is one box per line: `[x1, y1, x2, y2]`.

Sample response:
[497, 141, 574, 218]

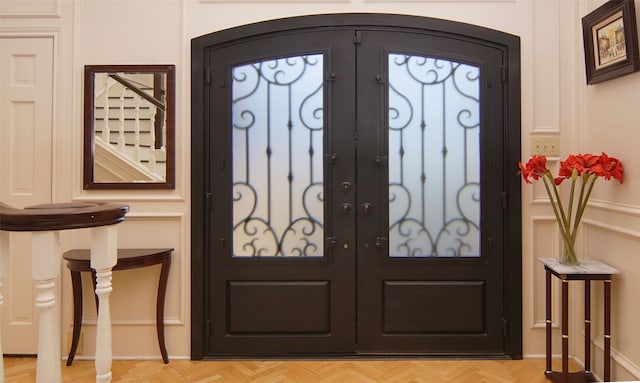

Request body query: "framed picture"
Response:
[582, 0, 640, 84]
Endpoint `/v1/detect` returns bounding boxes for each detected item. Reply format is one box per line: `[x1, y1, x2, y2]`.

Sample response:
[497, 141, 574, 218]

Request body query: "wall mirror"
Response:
[84, 64, 175, 189]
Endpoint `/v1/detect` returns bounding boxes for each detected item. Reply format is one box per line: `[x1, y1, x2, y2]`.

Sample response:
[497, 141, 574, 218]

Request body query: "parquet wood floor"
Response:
[3, 357, 576, 383]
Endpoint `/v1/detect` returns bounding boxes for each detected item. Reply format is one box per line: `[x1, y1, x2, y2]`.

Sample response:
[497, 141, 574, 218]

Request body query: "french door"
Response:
[191, 15, 522, 358]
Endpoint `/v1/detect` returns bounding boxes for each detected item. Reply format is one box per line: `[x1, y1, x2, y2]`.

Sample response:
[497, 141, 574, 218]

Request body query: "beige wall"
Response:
[576, 2, 640, 380]
[1, 0, 638, 380]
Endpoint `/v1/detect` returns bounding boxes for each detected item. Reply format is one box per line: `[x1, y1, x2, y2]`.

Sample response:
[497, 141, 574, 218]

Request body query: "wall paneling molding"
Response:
[0, 0, 59, 18]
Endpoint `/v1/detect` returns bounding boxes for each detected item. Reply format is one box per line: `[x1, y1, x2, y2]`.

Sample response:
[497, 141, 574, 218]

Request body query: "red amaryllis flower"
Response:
[591, 152, 624, 183]
[559, 155, 579, 176]
[518, 155, 547, 183]
[518, 152, 625, 266]
[555, 153, 601, 185]
[558, 153, 595, 175]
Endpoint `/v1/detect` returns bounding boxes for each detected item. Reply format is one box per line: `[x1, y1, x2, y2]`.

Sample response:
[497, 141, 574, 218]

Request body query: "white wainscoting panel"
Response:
[530, 216, 560, 329]
[0, 0, 59, 17]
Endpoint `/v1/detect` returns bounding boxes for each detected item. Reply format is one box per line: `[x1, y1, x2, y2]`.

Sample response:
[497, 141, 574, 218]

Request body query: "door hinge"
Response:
[205, 66, 212, 84]
[503, 318, 509, 337]
[353, 31, 362, 44]
[375, 155, 388, 167]
[501, 65, 508, 83]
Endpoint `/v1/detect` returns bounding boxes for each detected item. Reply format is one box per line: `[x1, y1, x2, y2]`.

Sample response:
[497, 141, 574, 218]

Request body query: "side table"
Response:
[63, 248, 173, 365]
[539, 258, 619, 383]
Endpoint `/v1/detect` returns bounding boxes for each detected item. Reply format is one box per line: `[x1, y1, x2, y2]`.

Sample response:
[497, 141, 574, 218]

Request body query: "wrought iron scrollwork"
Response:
[232, 54, 324, 257]
[388, 54, 481, 257]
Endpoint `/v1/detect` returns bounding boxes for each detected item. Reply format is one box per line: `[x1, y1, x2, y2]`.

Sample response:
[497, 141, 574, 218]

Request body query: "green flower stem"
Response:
[542, 176, 575, 258]
[566, 169, 578, 231]
[572, 175, 598, 242]
[544, 171, 570, 230]
[568, 174, 587, 243]
[562, 239, 577, 265]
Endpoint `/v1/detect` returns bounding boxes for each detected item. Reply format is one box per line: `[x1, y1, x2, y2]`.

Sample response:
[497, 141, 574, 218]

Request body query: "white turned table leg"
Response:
[90, 225, 117, 383]
[31, 231, 61, 383]
[0, 230, 9, 383]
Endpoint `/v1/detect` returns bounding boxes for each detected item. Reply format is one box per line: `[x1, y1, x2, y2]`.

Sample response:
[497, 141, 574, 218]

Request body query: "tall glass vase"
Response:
[560, 237, 579, 266]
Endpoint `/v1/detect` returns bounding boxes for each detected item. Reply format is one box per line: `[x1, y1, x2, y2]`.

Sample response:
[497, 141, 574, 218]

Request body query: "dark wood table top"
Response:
[0, 201, 128, 232]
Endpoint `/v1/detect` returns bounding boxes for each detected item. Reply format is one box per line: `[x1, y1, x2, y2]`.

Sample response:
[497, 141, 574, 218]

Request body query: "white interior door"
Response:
[0, 36, 54, 354]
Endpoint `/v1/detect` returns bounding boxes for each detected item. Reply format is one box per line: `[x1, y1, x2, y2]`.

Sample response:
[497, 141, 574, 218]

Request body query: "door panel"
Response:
[201, 25, 513, 357]
[227, 281, 330, 334]
[382, 281, 485, 333]
[356, 31, 506, 354]
[206, 30, 357, 355]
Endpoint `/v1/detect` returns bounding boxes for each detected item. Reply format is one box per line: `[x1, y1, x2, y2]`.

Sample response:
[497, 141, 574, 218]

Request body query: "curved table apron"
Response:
[0, 202, 128, 383]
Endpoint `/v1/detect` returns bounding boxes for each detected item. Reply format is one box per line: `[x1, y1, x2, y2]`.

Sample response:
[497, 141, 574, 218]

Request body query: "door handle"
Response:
[361, 203, 373, 215]
[340, 203, 352, 214]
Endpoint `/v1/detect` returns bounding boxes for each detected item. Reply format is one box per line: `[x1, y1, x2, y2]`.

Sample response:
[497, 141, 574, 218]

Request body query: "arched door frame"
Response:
[191, 13, 522, 359]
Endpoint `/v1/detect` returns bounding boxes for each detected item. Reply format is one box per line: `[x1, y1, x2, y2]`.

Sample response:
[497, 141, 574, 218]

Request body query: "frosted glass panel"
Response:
[388, 54, 480, 257]
[232, 54, 324, 257]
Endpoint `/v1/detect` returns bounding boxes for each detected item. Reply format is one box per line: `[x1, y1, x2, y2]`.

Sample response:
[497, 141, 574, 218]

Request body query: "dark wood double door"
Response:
[192, 15, 521, 358]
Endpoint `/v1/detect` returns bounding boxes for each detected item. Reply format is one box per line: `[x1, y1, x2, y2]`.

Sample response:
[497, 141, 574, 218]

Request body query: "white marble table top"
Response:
[538, 258, 620, 275]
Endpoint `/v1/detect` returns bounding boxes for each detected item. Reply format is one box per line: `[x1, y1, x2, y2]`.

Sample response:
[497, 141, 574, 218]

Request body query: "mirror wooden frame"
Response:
[83, 64, 175, 190]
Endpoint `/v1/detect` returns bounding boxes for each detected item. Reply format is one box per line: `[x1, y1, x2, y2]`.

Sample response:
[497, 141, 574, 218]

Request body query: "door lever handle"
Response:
[362, 203, 373, 215]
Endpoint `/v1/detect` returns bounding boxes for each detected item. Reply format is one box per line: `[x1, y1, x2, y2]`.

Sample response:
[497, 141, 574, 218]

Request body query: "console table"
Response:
[539, 258, 619, 383]
[63, 248, 172, 365]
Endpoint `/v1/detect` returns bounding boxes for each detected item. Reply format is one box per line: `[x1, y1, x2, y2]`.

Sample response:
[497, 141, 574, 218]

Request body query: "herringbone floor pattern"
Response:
[3, 357, 574, 383]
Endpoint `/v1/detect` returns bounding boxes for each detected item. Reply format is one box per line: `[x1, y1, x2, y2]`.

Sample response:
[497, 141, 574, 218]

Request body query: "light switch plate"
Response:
[531, 135, 560, 156]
